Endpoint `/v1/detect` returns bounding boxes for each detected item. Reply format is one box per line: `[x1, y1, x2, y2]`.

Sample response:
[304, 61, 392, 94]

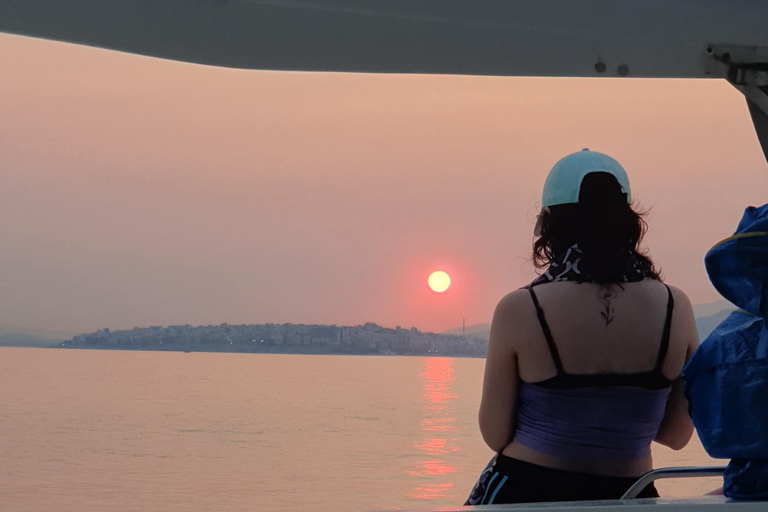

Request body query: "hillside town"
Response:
[59, 322, 488, 357]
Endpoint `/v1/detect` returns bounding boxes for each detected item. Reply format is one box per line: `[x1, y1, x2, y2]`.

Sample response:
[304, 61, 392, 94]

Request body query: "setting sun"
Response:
[428, 271, 451, 293]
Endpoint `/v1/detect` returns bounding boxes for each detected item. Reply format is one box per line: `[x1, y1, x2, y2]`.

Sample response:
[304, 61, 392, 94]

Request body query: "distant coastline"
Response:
[57, 322, 488, 358]
[1, 300, 735, 356]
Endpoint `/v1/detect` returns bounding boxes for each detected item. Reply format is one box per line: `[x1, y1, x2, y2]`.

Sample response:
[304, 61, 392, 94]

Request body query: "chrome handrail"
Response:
[621, 466, 727, 499]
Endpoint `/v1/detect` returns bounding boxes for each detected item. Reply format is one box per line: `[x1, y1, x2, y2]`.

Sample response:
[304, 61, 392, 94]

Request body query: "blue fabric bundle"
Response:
[682, 205, 768, 500]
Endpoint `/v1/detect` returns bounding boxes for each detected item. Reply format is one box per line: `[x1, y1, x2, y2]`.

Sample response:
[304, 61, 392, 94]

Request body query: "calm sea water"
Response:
[0, 348, 723, 512]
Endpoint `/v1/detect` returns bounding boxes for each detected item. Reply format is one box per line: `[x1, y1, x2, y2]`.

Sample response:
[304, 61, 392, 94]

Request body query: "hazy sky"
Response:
[1, 33, 766, 336]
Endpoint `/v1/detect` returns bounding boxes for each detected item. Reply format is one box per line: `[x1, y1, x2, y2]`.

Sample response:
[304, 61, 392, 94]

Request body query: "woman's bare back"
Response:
[515, 280, 690, 384]
[491, 279, 697, 476]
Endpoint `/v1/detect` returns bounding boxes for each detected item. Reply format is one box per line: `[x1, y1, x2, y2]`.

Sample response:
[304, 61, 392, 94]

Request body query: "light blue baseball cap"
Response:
[541, 149, 631, 207]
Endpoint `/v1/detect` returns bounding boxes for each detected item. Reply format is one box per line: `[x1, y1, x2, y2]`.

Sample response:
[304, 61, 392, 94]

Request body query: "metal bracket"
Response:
[707, 45, 768, 162]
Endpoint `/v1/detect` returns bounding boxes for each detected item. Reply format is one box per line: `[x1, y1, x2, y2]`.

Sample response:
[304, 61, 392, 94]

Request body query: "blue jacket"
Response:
[683, 205, 768, 500]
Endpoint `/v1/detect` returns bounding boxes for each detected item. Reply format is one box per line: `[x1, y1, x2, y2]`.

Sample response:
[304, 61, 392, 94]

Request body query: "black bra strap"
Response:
[655, 284, 675, 372]
[527, 286, 565, 375]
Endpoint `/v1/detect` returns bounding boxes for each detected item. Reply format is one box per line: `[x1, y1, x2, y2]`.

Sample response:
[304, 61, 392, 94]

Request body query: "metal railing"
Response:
[621, 466, 727, 499]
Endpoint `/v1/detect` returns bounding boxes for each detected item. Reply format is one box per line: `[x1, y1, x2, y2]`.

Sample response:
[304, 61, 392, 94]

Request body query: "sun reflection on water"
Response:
[407, 357, 460, 501]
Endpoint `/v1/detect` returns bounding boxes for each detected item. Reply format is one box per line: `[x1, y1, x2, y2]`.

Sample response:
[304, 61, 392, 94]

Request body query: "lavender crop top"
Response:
[512, 285, 675, 460]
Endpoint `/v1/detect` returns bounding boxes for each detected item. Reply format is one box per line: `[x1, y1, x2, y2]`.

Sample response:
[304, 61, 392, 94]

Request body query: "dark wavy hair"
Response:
[533, 172, 660, 284]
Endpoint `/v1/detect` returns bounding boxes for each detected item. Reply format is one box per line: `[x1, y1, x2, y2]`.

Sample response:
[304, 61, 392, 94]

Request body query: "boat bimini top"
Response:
[1, 0, 768, 161]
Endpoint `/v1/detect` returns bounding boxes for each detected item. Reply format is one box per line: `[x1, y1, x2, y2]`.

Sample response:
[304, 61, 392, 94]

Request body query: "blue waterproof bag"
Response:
[682, 205, 768, 500]
[682, 310, 768, 459]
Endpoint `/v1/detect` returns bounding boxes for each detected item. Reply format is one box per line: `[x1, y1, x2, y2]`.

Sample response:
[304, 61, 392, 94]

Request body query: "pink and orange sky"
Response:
[0, 33, 766, 336]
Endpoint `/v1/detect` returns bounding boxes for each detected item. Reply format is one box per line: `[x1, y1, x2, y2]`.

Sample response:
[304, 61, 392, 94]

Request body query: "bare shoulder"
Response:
[493, 288, 535, 324]
[666, 284, 694, 310]
[663, 283, 699, 351]
[488, 288, 538, 351]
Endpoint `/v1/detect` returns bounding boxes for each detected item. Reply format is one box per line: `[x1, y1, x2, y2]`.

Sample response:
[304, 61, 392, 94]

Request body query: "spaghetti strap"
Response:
[527, 286, 565, 375]
[654, 284, 675, 372]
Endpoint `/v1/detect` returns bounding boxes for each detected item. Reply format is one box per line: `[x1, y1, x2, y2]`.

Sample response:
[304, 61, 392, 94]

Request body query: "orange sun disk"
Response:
[428, 271, 451, 293]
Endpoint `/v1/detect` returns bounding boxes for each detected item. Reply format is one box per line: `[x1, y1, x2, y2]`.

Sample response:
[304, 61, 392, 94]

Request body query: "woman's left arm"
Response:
[478, 292, 523, 452]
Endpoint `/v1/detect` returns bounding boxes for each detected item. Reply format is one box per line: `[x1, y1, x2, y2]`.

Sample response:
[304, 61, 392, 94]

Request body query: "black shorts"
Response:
[465, 454, 659, 505]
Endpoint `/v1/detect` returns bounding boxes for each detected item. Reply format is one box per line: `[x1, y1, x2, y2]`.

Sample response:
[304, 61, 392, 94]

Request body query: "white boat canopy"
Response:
[1, 0, 768, 158]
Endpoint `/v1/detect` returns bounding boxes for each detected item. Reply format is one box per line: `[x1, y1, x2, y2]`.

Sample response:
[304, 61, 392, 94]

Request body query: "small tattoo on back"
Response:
[598, 289, 616, 327]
